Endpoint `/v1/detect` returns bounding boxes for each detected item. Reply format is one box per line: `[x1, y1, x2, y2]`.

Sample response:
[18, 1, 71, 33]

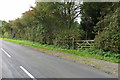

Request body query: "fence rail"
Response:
[75, 40, 94, 49]
[59, 39, 95, 49]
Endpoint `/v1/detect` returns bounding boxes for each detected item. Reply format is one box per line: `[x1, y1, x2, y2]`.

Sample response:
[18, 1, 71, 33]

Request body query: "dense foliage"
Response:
[1, 2, 120, 54]
[95, 3, 120, 53]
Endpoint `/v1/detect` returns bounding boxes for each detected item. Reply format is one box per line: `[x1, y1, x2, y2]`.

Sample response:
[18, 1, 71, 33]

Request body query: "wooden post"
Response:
[72, 38, 75, 49]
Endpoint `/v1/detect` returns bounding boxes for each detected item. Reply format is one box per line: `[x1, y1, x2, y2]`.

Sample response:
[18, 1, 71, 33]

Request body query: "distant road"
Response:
[0, 40, 115, 78]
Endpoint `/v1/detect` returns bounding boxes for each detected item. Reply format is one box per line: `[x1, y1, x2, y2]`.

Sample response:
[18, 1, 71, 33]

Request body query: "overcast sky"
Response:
[0, 0, 35, 21]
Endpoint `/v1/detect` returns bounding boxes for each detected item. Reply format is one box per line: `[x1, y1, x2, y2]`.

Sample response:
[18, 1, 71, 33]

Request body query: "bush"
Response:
[95, 7, 120, 53]
[95, 27, 120, 53]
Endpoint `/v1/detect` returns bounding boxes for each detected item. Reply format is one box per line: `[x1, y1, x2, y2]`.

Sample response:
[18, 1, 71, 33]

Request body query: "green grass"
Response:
[1, 38, 119, 63]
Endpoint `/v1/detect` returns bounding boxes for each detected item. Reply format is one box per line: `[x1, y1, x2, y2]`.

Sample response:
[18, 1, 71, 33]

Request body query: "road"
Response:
[0, 40, 116, 78]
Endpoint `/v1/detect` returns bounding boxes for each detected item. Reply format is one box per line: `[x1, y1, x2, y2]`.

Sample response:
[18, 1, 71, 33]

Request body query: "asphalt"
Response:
[0, 40, 116, 78]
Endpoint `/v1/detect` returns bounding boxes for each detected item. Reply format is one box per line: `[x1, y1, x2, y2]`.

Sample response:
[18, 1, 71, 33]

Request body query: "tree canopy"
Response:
[1, 2, 120, 53]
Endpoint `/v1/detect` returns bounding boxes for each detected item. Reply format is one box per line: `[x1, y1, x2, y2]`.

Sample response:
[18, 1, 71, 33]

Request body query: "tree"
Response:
[80, 2, 112, 39]
[0, 21, 12, 38]
[95, 3, 120, 53]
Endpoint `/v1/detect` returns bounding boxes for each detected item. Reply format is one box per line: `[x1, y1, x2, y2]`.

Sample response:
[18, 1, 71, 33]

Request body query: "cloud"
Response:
[0, 0, 35, 21]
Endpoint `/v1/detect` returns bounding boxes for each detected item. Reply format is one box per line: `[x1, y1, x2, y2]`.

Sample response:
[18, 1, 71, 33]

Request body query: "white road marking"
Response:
[1, 48, 11, 58]
[20, 66, 35, 78]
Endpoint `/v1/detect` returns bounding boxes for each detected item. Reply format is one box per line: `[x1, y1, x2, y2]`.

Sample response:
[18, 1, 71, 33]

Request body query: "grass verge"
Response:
[1, 38, 119, 63]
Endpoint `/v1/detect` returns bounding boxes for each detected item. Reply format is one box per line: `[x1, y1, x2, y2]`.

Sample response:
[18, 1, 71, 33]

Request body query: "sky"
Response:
[0, 0, 36, 22]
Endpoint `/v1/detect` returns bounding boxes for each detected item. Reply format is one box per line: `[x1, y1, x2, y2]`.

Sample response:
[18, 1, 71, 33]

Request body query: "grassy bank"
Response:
[1, 38, 119, 63]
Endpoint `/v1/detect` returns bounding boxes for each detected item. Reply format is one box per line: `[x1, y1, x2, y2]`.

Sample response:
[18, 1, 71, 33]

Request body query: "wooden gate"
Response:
[75, 40, 94, 49]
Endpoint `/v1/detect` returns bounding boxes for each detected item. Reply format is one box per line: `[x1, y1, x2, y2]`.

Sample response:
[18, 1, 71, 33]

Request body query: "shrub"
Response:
[95, 7, 120, 53]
